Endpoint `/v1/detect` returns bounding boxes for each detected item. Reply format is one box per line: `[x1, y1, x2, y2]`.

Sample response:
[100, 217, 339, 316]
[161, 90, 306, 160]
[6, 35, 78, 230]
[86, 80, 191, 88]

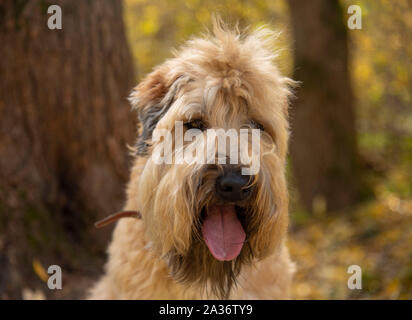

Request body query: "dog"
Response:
[89, 20, 295, 299]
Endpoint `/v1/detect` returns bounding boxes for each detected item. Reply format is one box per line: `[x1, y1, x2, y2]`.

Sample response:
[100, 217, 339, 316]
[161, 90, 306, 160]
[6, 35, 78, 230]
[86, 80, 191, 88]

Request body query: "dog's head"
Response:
[129, 22, 294, 298]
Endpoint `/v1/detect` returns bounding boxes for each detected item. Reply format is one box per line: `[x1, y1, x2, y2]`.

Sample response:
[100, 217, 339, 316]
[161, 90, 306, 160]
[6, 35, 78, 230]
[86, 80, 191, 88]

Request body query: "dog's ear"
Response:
[129, 68, 186, 155]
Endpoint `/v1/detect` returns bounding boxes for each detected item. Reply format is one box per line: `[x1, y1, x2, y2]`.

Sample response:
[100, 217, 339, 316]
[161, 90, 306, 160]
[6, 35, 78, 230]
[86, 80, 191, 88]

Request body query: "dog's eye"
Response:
[250, 120, 264, 131]
[184, 119, 207, 131]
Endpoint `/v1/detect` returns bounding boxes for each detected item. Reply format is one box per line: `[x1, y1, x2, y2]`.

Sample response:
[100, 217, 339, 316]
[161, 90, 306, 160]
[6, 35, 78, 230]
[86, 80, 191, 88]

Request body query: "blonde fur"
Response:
[89, 21, 295, 300]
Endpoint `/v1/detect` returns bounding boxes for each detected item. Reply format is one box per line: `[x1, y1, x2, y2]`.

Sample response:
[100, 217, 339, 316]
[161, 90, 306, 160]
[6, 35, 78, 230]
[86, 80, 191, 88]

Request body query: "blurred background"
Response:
[0, 0, 411, 299]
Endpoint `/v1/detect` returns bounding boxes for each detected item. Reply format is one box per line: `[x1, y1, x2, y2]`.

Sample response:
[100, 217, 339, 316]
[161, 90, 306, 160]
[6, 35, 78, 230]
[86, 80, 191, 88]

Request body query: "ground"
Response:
[290, 166, 412, 299]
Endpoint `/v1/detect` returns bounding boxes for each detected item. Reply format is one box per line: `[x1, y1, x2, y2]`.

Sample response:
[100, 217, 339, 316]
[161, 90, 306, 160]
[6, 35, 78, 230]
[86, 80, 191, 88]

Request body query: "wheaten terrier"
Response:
[89, 21, 295, 299]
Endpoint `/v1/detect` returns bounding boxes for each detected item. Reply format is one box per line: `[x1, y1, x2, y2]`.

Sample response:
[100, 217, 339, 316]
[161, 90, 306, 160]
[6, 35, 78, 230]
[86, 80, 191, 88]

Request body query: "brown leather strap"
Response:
[94, 210, 141, 228]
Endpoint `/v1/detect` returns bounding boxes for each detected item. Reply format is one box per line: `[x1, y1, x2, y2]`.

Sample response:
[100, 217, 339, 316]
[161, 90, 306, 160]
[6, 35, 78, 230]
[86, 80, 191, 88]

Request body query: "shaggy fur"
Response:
[89, 21, 295, 299]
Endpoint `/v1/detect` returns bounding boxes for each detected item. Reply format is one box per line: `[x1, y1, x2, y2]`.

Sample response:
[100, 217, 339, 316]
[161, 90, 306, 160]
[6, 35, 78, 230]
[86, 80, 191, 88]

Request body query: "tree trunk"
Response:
[0, 0, 135, 298]
[288, 0, 363, 213]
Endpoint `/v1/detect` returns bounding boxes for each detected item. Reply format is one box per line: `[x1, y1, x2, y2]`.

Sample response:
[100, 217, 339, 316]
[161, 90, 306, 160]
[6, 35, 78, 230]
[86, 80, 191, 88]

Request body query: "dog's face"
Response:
[129, 25, 293, 298]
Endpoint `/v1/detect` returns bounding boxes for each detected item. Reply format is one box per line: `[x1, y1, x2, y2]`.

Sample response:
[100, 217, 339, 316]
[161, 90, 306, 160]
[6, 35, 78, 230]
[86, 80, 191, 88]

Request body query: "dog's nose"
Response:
[216, 171, 252, 202]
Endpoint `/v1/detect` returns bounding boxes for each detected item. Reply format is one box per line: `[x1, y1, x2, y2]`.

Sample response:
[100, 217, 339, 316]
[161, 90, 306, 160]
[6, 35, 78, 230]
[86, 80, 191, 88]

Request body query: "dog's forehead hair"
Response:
[155, 83, 204, 127]
[167, 79, 255, 129]
[204, 85, 251, 129]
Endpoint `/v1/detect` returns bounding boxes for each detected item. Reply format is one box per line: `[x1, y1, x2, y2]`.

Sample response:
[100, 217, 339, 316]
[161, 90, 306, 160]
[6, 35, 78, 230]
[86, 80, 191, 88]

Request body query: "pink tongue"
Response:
[201, 205, 246, 261]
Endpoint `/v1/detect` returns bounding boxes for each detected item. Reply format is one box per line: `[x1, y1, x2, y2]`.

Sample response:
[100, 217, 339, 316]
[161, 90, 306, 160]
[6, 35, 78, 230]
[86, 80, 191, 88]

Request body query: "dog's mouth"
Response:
[201, 205, 246, 261]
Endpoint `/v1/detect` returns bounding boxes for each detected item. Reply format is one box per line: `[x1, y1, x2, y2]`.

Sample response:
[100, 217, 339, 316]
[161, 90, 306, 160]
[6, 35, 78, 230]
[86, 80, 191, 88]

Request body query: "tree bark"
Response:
[288, 0, 362, 212]
[0, 0, 135, 298]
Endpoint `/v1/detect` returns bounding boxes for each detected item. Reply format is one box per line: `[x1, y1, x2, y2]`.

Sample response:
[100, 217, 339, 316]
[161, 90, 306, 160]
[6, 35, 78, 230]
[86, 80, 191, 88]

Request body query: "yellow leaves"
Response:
[184, 0, 199, 10]
[293, 282, 312, 299]
[374, 52, 387, 66]
[32, 258, 48, 283]
[290, 178, 412, 299]
[369, 81, 384, 103]
[339, 247, 365, 263]
[351, 0, 412, 164]
[306, 224, 325, 242]
[386, 279, 400, 299]
[123, 0, 292, 79]
[128, 0, 148, 4]
[355, 61, 371, 83]
[140, 6, 160, 36]
[385, 194, 402, 213]
[368, 201, 385, 219]
[22, 288, 46, 300]
[358, 35, 373, 51]
[195, 7, 210, 24]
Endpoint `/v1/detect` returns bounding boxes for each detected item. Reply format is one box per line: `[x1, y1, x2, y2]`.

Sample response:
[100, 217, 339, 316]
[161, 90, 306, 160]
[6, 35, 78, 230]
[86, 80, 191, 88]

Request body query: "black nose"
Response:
[216, 170, 252, 202]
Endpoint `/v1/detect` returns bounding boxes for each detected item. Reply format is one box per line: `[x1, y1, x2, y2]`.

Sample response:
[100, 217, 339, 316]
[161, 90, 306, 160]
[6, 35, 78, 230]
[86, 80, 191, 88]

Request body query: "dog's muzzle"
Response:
[216, 169, 252, 202]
